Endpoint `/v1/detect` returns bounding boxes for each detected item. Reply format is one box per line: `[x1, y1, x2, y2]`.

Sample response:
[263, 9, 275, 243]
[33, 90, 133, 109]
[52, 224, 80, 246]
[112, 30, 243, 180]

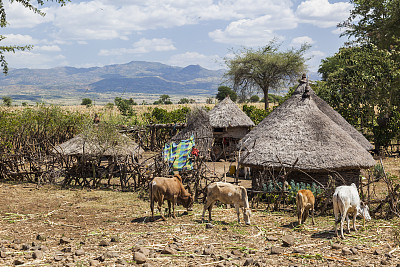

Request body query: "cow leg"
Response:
[333, 198, 339, 237]
[311, 205, 315, 225]
[346, 214, 351, 233]
[234, 204, 240, 224]
[340, 207, 349, 239]
[150, 197, 155, 220]
[353, 212, 357, 232]
[158, 197, 166, 221]
[297, 205, 303, 225]
[167, 200, 172, 217]
[302, 208, 308, 224]
[202, 199, 214, 222]
[172, 196, 177, 219]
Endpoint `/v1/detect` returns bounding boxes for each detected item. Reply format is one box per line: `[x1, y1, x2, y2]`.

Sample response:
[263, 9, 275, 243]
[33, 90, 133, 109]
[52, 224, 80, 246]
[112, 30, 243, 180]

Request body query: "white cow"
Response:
[202, 182, 251, 225]
[333, 183, 371, 239]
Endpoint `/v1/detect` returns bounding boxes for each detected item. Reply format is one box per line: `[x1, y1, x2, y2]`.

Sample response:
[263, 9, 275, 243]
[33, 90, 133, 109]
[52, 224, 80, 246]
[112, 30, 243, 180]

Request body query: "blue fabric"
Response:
[163, 135, 195, 171]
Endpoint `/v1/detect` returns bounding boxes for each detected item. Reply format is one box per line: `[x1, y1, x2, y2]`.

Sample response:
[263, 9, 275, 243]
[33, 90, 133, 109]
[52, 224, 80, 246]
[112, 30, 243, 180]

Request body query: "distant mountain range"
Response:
[0, 61, 320, 105]
[0, 61, 225, 105]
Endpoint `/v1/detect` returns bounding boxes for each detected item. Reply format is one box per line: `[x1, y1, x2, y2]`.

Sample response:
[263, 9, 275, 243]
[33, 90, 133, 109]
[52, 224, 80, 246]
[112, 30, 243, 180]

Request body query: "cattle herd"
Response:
[149, 175, 371, 239]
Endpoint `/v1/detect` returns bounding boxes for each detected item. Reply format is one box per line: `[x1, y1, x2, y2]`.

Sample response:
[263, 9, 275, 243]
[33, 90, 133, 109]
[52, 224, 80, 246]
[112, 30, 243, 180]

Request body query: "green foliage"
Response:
[154, 94, 172, 105]
[178, 98, 195, 104]
[105, 103, 114, 109]
[206, 97, 214, 104]
[81, 98, 92, 106]
[224, 40, 310, 110]
[249, 95, 260, 103]
[316, 45, 400, 150]
[373, 164, 385, 179]
[2, 96, 12, 106]
[114, 97, 136, 117]
[216, 86, 238, 102]
[144, 107, 190, 124]
[242, 104, 270, 125]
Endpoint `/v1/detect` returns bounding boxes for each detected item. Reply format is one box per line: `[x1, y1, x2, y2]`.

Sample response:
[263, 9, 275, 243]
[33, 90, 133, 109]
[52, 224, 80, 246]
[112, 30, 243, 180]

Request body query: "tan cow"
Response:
[202, 182, 251, 225]
[296, 189, 315, 225]
[150, 174, 193, 221]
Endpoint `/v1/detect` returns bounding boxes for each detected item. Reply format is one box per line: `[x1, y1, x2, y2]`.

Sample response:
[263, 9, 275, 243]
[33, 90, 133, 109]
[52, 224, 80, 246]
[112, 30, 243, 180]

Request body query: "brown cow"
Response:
[296, 189, 315, 225]
[202, 182, 251, 225]
[150, 174, 193, 221]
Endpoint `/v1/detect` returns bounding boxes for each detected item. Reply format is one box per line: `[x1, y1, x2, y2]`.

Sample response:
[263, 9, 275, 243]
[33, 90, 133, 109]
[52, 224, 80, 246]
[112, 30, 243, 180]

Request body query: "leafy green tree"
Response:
[225, 40, 309, 110]
[2, 96, 12, 106]
[178, 98, 190, 104]
[81, 98, 92, 106]
[216, 86, 237, 102]
[338, 0, 400, 50]
[0, 0, 69, 74]
[316, 45, 400, 150]
[242, 104, 270, 125]
[249, 95, 260, 103]
[114, 97, 135, 117]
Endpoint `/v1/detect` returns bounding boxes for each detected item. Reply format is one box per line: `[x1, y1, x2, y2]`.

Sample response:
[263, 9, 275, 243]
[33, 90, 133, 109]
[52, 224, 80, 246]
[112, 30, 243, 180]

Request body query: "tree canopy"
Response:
[224, 40, 309, 110]
[0, 0, 69, 74]
[216, 86, 237, 102]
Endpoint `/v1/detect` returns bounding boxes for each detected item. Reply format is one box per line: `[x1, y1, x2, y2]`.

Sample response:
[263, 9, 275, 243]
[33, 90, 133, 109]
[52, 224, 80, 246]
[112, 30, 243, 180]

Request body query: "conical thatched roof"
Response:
[209, 96, 255, 128]
[239, 86, 375, 171]
[295, 81, 373, 151]
[53, 133, 144, 157]
[171, 107, 213, 158]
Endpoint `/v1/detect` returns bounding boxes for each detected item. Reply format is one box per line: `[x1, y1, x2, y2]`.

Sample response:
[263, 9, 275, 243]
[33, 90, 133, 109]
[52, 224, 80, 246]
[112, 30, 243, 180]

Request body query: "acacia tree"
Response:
[0, 0, 69, 74]
[224, 41, 309, 110]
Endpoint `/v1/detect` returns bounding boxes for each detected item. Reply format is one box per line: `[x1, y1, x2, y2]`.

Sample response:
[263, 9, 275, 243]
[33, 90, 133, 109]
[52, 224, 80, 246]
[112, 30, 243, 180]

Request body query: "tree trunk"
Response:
[263, 89, 269, 110]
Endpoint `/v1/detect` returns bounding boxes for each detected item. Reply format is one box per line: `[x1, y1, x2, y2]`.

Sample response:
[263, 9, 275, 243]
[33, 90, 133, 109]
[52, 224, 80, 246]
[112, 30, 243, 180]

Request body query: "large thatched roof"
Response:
[295, 80, 373, 151]
[239, 85, 375, 171]
[209, 96, 255, 128]
[171, 107, 213, 158]
[53, 133, 143, 157]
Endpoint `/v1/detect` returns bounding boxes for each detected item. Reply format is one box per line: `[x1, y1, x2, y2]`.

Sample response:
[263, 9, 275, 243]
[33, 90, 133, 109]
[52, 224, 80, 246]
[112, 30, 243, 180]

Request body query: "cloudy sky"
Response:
[2, 0, 352, 73]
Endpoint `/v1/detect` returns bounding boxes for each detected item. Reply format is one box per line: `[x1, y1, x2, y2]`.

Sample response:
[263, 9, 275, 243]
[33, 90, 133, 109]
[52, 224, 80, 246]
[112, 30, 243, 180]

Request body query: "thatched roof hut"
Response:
[209, 96, 255, 129]
[53, 133, 143, 158]
[171, 107, 213, 159]
[239, 81, 375, 188]
[295, 76, 373, 151]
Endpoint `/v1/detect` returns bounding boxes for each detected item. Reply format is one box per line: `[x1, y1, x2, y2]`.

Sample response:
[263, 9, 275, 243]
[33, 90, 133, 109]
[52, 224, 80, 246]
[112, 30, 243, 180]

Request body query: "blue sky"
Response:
[2, 0, 353, 74]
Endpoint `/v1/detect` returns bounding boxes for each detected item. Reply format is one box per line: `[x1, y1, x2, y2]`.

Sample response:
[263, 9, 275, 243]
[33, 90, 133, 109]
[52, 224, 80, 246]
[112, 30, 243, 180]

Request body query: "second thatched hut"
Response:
[208, 96, 255, 160]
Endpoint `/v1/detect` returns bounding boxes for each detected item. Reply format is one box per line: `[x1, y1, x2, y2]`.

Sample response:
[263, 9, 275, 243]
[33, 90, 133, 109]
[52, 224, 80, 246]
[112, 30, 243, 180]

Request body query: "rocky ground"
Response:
[0, 158, 399, 266]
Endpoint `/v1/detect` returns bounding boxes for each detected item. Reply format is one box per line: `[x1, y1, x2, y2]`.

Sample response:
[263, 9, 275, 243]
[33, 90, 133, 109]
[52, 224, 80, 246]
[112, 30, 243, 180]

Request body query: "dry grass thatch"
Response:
[239, 84, 375, 171]
[208, 96, 255, 128]
[171, 107, 213, 158]
[295, 82, 373, 151]
[53, 131, 143, 157]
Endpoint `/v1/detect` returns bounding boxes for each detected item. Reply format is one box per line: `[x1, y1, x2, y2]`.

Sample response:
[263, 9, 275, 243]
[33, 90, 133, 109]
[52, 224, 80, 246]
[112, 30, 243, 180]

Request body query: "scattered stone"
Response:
[11, 244, 22, 250]
[203, 245, 214, 255]
[99, 240, 110, 247]
[271, 246, 284, 255]
[266, 236, 278, 242]
[281, 235, 295, 247]
[374, 249, 383, 255]
[104, 251, 119, 258]
[231, 249, 242, 256]
[350, 248, 358, 255]
[110, 236, 120, 243]
[355, 245, 363, 250]
[13, 259, 24, 265]
[116, 258, 127, 265]
[205, 223, 214, 229]
[32, 250, 43, 259]
[59, 238, 71, 245]
[135, 246, 150, 257]
[75, 249, 85, 256]
[161, 246, 177, 255]
[331, 243, 341, 250]
[0, 251, 6, 258]
[89, 259, 97, 266]
[293, 248, 306, 254]
[248, 249, 256, 254]
[95, 255, 105, 262]
[36, 234, 46, 241]
[243, 258, 254, 266]
[22, 244, 31, 250]
[133, 252, 147, 264]
[54, 255, 63, 261]
[381, 259, 389, 265]
[40, 245, 48, 252]
[342, 248, 352, 255]
[13, 239, 22, 244]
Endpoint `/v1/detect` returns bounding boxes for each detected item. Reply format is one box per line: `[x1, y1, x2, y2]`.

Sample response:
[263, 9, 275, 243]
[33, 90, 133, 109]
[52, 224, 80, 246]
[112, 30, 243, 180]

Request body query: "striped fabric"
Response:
[163, 135, 195, 171]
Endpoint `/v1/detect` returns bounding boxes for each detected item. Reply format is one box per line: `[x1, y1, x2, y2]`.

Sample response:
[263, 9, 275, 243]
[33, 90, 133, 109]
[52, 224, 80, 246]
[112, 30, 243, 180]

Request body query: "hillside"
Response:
[0, 61, 225, 105]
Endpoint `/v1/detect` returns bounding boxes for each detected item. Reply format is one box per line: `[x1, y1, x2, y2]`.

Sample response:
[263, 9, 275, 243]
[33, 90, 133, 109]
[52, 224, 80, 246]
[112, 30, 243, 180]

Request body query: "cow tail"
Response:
[149, 180, 154, 209]
[242, 187, 250, 208]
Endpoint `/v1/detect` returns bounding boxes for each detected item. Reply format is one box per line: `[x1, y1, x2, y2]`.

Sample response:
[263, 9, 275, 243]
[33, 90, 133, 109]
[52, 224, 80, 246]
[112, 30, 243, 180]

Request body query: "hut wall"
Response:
[251, 168, 361, 190]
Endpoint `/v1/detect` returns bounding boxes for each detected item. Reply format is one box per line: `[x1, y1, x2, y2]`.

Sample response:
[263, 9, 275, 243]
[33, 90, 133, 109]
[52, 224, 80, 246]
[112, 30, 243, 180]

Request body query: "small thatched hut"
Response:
[208, 96, 255, 160]
[239, 80, 375, 189]
[171, 107, 213, 159]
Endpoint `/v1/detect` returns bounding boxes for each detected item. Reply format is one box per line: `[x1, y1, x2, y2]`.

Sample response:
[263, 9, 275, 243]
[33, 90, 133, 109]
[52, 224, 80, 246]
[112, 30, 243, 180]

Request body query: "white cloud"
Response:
[296, 0, 352, 28]
[34, 45, 62, 52]
[4, 1, 54, 28]
[5, 51, 67, 69]
[290, 36, 315, 47]
[305, 50, 326, 72]
[1, 34, 39, 46]
[98, 38, 176, 56]
[167, 52, 223, 70]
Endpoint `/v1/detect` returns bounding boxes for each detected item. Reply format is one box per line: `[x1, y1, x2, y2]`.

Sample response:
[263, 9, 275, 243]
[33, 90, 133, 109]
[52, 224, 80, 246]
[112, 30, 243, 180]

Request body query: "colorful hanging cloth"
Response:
[163, 135, 195, 171]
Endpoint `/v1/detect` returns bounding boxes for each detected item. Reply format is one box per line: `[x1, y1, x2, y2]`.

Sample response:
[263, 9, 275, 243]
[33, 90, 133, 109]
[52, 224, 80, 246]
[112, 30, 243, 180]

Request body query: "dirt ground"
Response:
[0, 158, 399, 266]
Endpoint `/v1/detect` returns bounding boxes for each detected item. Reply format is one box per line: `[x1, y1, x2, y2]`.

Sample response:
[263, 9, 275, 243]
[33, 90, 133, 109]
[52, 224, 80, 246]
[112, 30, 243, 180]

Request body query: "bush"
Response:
[81, 98, 92, 106]
[242, 104, 270, 125]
